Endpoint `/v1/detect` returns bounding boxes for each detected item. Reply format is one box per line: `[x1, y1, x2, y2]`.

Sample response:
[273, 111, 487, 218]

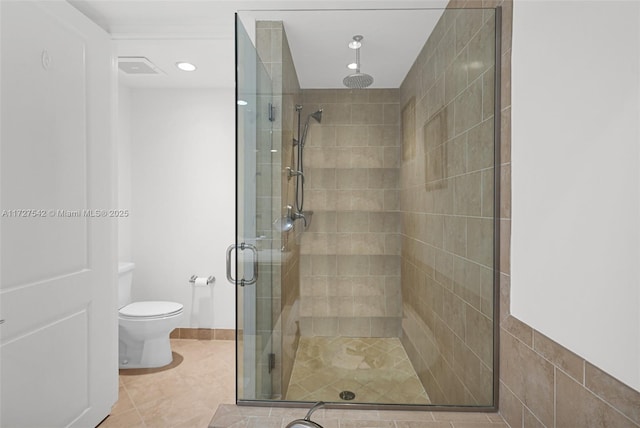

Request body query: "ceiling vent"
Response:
[118, 57, 164, 75]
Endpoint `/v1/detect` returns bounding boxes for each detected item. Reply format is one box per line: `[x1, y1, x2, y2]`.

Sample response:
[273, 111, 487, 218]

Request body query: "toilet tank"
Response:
[117, 262, 135, 308]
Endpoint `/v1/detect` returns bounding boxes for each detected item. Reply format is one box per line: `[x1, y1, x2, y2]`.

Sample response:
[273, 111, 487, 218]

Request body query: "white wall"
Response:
[127, 88, 236, 329]
[117, 84, 132, 262]
[511, 1, 640, 391]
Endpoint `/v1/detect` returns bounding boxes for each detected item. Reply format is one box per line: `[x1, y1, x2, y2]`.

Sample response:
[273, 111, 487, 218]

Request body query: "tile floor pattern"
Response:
[286, 337, 430, 404]
[99, 339, 235, 428]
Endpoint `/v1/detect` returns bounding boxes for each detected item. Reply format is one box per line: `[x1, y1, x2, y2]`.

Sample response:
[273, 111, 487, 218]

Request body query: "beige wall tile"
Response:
[482, 67, 496, 121]
[303, 89, 337, 104]
[467, 118, 494, 172]
[499, 381, 523, 428]
[532, 330, 583, 384]
[369, 125, 400, 147]
[352, 103, 384, 125]
[481, 168, 495, 218]
[338, 317, 371, 337]
[455, 9, 484, 54]
[336, 125, 368, 147]
[453, 78, 483, 135]
[501, 107, 511, 164]
[352, 147, 384, 168]
[465, 305, 493, 367]
[500, 329, 554, 428]
[444, 48, 468, 104]
[383, 104, 400, 125]
[501, 163, 511, 219]
[466, 217, 493, 268]
[584, 362, 640, 425]
[443, 216, 466, 256]
[556, 370, 638, 428]
[453, 256, 482, 310]
[501, 49, 511, 110]
[523, 408, 546, 428]
[337, 255, 370, 276]
[501, 316, 533, 347]
[336, 89, 369, 104]
[323, 104, 352, 125]
[453, 172, 482, 216]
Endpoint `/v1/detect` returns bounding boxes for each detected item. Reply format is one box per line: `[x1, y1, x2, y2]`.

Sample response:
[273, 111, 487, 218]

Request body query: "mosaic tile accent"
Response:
[285, 337, 430, 404]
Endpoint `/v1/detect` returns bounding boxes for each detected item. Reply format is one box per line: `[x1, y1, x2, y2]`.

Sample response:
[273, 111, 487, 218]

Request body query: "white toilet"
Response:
[118, 262, 183, 369]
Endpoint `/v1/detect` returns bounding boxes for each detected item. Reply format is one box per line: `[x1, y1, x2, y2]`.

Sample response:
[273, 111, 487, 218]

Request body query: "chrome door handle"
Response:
[226, 244, 237, 284]
[242, 242, 258, 286]
[226, 243, 259, 286]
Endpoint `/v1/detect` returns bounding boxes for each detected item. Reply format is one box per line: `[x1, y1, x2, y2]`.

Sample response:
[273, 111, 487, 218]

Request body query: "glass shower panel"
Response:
[235, 15, 275, 401]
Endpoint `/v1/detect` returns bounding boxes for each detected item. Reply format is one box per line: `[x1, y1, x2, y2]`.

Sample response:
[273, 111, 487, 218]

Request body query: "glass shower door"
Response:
[234, 15, 275, 401]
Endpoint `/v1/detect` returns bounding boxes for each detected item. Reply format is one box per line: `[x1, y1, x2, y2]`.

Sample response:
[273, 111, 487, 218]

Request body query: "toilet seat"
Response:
[119, 301, 183, 320]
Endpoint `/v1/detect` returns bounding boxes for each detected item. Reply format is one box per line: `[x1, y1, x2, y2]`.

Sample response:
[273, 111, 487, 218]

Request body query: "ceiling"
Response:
[70, 0, 449, 89]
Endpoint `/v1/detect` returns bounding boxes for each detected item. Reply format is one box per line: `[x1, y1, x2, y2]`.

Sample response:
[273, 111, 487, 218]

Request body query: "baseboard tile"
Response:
[170, 328, 235, 341]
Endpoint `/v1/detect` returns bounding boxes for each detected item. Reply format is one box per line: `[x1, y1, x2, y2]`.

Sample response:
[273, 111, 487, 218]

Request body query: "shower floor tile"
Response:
[285, 336, 430, 404]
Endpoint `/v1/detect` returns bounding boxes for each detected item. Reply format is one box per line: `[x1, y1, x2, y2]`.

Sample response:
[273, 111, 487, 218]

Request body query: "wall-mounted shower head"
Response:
[310, 109, 323, 123]
[300, 109, 323, 148]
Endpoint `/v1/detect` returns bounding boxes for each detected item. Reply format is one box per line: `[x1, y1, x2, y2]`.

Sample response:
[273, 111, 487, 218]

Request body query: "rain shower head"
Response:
[343, 72, 374, 89]
[343, 35, 374, 89]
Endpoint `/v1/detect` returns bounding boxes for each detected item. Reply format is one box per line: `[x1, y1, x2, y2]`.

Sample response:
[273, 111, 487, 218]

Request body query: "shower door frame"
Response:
[235, 6, 503, 412]
[234, 14, 277, 401]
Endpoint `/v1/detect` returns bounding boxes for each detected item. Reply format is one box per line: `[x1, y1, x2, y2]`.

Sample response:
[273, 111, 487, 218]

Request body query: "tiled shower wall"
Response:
[398, 7, 496, 405]
[298, 89, 403, 338]
[256, 21, 302, 399]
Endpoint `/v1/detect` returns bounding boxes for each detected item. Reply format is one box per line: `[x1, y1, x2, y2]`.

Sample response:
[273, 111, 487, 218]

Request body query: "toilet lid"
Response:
[119, 301, 183, 319]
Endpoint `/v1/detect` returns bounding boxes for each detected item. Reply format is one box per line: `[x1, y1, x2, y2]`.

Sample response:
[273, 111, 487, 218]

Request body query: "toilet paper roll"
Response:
[194, 277, 208, 286]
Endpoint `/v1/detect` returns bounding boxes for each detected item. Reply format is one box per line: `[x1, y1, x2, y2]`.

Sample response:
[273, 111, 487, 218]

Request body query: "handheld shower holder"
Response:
[286, 167, 305, 181]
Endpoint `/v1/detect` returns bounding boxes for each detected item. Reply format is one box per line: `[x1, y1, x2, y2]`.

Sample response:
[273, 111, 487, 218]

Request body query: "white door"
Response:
[0, 1, 117, 427]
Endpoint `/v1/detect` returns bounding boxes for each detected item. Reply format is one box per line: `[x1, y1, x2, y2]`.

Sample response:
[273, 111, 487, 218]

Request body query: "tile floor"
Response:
[286, 337, 430, 404]
[99, 337, 508, 427]
[98, 339, 235, 428]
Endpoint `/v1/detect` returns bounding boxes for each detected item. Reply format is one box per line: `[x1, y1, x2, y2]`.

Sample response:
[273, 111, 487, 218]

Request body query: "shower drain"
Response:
[339, 390, 356, 401]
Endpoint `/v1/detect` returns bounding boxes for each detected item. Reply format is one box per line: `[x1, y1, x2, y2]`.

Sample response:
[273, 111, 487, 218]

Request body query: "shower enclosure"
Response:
[234, 6, 501, 410]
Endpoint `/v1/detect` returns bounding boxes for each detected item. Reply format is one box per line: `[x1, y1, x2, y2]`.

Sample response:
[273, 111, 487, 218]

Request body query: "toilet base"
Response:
[119, 328, 175, 369]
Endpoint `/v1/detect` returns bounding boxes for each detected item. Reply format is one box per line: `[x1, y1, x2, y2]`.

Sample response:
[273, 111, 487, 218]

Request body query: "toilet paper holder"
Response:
[189, 275, 215, 285]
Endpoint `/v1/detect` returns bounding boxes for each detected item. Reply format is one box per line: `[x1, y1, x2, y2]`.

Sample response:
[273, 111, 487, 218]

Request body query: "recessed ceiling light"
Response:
[237, 100, 248, 106]
[347, 62, 358, 70]
[176, 62, 196, 72]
